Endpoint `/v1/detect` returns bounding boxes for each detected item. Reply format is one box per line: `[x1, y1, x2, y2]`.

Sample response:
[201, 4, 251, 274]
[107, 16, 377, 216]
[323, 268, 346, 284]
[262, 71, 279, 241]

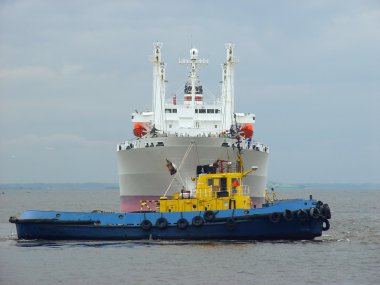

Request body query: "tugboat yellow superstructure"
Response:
[159, 157, 257, 213]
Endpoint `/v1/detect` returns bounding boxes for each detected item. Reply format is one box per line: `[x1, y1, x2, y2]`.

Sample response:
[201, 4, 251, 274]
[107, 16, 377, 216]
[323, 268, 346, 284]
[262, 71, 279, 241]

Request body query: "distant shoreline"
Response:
[0, 183, 119, 191]
[0, 182, 379, 191]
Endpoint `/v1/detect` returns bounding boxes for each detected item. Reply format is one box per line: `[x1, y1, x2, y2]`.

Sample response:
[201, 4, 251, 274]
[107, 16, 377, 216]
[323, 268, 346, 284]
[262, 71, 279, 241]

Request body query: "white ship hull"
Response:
[117, 137, 268, 212]
[117, 43, 270, 212]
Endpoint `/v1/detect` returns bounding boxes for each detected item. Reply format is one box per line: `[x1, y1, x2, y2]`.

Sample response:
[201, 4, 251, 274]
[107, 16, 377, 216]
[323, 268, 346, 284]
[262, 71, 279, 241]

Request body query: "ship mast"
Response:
[152, 42, 166, 132]
[222, 43, 238, 131]
[179, 48, 208, 106]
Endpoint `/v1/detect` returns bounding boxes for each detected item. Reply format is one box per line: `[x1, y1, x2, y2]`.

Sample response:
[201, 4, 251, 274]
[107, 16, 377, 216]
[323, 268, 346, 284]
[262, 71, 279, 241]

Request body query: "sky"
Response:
[0, 0, 379, 184]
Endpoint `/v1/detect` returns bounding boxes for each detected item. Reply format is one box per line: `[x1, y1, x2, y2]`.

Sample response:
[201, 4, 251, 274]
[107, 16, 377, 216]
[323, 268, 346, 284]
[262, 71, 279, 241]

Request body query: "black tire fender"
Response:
[192, 216, 204, 227]
[320, 204, 331, 219]
[140, 219, 152, 231]
[225, 217, 236, 230]
[297, 209, 309, 222]
[155, 217, 168, 229]
[269, 212, 281, 223]
[177, 218, 189, 230]
[309, 207, 320, 219]
[283, 209, 294, 222]
[322, 219, 330, 231]
[203, 210, 215, 222]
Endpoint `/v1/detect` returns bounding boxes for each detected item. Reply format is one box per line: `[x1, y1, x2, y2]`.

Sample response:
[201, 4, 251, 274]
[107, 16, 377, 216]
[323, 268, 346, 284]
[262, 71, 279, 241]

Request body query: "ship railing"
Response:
[117, 140, 140, 151]
[249, 141, 270, 153]
[117, 137, 269, 154]
[191, 185, 250, 199]
[165, 98, 222, 106]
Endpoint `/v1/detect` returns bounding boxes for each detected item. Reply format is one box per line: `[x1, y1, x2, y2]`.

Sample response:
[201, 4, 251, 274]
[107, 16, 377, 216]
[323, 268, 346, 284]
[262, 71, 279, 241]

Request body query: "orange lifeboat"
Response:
[133, 123, 147, 137]
[241, 124, 253, 138]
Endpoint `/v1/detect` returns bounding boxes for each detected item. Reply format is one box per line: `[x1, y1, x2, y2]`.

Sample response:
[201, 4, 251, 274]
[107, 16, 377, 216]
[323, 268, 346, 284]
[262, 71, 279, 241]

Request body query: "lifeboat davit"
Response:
[133, 123, 147, 137]
[241, 124, 253, 138]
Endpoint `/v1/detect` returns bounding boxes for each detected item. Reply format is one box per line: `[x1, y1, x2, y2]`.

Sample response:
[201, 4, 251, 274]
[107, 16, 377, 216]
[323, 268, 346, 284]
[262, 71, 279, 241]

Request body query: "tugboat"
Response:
[9, 148, 331, 240]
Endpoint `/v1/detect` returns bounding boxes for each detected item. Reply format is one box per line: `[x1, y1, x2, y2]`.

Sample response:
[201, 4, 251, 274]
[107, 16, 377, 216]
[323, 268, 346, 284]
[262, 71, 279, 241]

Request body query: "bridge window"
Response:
[165, 109, 172, 113]
[195, 109, 198, 113]
[199, 109, 206, 114]
[173, 109, 177, 113]
[215, 109, 220, 113]
[207, 109, 214, 113]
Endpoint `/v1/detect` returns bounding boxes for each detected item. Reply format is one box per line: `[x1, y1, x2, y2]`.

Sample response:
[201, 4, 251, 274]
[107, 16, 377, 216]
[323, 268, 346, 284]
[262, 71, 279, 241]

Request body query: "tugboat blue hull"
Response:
[10, 199, 331, 241]
[14, 217, 323, 241]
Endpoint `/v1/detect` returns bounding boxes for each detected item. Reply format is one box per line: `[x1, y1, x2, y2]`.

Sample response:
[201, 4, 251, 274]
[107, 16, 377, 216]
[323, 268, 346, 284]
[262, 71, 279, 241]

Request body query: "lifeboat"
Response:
[133, 123, 147, 137]
[241, 124, 253, 138]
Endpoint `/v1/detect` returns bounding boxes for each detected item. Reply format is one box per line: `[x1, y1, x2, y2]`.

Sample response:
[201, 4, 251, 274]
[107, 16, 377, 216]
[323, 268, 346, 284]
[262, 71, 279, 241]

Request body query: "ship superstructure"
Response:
[117, 43, 269, 212]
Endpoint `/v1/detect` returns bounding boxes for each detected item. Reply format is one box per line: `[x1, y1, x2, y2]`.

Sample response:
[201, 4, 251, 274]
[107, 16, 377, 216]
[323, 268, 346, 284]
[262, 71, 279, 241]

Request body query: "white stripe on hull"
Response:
[117, 137, 269, 204]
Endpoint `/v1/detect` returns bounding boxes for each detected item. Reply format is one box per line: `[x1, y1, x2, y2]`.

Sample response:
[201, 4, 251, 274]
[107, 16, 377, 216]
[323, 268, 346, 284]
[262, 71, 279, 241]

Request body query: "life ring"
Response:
[322, 219, 330, 231]
[297, 209, 308, 222]
[155, 217, 168, 229]
[309, 207, 320, 219]
[192, 216, 204, 227]
[140, 219, 152, 230]
[283, 209, 294, 222]
[177, 218, 189, 230]
[269, 212, 281, 223]
[204, 210, 215, 222]
[225, 217, 236, 230]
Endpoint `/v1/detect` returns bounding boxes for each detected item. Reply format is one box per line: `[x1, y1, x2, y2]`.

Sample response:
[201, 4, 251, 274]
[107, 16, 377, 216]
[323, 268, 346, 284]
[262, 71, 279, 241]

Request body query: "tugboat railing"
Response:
[191, 185, 250, 199]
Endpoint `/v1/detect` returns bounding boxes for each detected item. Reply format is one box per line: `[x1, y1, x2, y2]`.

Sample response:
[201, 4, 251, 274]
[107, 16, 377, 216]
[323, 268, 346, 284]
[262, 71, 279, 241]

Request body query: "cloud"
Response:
[61, 64, 83, 76]
[1, 134, 109, 149]
[0, 66, 54, 79]
[0, 64, 84, 79]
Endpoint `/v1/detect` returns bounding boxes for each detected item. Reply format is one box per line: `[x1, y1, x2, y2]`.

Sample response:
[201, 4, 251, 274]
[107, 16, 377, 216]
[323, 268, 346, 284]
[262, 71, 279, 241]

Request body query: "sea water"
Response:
[0, 188, 379, 285]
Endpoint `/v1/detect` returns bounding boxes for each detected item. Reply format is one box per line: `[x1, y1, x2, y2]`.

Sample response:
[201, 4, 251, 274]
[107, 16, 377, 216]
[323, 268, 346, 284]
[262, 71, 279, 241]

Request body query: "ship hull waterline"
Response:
[10, 199, 330, 241]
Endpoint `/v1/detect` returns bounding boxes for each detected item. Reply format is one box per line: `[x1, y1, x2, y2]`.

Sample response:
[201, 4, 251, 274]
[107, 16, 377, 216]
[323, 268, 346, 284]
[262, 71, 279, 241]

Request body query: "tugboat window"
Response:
[165, 109, 172, 113]
[220, 178, 227, 191]
[207, 109, 214, 113]
[172, 109, 177, 113]
[195, 109, 198, 113]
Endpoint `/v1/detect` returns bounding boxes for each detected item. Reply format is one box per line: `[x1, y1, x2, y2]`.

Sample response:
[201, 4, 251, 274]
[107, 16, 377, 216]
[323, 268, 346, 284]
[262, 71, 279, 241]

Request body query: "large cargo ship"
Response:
[117, 43, 269, 212]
